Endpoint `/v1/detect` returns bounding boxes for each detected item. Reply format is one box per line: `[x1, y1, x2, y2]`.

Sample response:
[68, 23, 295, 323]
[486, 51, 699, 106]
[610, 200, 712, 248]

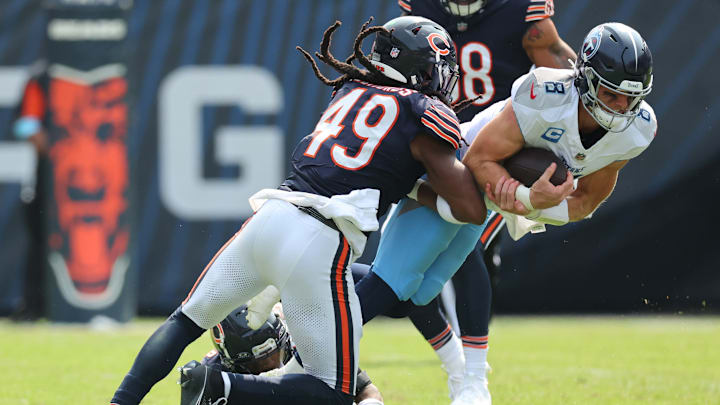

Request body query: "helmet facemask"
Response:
[409, 52, 459, 103]
[579, 65, 652, 132]
[220, 336, 287, 374]
[439, 0, 488, 17]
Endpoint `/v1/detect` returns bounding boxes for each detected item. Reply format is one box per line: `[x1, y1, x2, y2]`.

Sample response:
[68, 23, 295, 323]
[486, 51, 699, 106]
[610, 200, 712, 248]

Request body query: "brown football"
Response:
[503, 147, 568, 187]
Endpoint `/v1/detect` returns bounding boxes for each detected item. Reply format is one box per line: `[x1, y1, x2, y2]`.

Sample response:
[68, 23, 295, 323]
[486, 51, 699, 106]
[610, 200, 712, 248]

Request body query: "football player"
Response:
[356, 21, 656, 405]
[197, 304, 383, 405]
[369, 0, 577, 403]
[110, 16, 490, 405]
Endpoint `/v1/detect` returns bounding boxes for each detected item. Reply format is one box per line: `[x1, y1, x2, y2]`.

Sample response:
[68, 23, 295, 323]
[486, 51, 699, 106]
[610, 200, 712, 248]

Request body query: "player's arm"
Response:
[409, 133, 487, 225]
[461, 100, 573, 213]
[522, 18, 576, 69]
[566, 160, 627, 222]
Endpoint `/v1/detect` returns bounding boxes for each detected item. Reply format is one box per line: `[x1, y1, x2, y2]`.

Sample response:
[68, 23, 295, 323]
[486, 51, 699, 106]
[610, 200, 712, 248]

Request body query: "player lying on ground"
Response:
[351, 21, 656, 405]
[195, 303, 383, 405]
[110, 15, 488, 405]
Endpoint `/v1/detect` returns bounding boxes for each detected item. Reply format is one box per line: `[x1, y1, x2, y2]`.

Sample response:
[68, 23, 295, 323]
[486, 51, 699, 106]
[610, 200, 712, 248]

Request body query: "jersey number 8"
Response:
[452, 42, 495, 106]
[304, 88, 399, 170]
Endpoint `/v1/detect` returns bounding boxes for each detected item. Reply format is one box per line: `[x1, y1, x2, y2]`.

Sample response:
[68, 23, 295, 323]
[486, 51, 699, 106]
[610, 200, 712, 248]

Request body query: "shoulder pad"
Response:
[512, 68, 576, 112]
[633, 101, 658, 138]
[624, 102, 657, 159]
[417, 96, 462, 149]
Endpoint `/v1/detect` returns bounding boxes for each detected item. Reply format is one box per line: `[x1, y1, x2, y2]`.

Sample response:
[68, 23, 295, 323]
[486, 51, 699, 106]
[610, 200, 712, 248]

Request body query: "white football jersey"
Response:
[510, 68, 657, 177]
[459, 68, 658, 178]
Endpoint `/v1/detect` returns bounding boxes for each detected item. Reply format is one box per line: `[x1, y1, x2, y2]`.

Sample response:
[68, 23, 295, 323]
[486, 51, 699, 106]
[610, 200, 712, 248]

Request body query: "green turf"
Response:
[0, 316, 718, 404]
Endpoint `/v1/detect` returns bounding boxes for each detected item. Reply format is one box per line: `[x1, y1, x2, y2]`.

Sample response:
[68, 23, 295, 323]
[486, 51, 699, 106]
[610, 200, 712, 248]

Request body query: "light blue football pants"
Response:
[373, 198, 491, 305]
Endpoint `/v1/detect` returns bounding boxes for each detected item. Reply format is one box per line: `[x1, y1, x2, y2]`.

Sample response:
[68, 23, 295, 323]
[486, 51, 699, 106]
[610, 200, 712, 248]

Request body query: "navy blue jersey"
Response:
[282, 80, 462, 217]
[400, 0, 555, 122]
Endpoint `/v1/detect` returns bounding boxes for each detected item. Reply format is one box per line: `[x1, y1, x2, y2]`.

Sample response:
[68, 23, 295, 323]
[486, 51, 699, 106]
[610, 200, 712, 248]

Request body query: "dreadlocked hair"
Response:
[298, 17, 469, 114]
[451, 94, 483, 114]
[297, 17, 408, 90]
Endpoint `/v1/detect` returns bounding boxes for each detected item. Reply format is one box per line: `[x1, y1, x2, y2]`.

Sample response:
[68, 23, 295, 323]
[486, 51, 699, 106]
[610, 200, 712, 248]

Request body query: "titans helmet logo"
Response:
[582, 26, 604, 62]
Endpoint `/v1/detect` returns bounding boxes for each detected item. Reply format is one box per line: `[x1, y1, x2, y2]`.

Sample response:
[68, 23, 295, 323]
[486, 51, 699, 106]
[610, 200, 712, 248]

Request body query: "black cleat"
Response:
[178, 360, 227, 405]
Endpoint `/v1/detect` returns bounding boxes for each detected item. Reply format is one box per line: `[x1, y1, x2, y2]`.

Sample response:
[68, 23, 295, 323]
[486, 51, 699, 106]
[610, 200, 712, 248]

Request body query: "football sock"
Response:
[110, 307, 205, 404]
[452, 247, 491, 337]
[461, 337, 489, 376]
[407, 299, 464, 375]
[436, 331, 465, 375]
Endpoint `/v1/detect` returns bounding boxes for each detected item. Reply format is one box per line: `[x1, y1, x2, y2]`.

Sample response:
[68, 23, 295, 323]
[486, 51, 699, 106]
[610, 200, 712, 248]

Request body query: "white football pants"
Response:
[182, 199, 361, 395]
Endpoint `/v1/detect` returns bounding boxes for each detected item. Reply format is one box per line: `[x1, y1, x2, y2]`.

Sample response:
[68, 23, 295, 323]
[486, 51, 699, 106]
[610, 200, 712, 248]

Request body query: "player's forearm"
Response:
[463, 156, 512, 197]
[547, 40, 576, 68]
[415, 174, 487, 225]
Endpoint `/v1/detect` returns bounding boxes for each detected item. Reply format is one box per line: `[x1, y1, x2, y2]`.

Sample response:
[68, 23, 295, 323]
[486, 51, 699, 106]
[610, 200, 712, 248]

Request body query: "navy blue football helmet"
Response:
[575, 22, 653, 132]
[370, 16, 459, 101]
[210, 304, 291, 374]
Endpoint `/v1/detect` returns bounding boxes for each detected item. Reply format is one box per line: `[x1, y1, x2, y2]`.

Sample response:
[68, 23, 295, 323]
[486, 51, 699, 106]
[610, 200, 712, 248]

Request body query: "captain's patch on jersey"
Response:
[540, 127, 565, 143]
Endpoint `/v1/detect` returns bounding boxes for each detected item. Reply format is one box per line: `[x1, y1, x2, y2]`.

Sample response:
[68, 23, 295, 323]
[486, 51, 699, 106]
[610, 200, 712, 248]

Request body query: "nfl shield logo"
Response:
[390, 47, 400, 58]
[575, 153, 586, 161]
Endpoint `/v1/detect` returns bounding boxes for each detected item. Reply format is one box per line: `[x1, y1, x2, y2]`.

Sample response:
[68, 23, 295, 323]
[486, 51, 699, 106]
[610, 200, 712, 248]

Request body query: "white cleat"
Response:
[450, 371, 491, 405]
[446, 369, 465, 400]
[246, 285, 281, 330]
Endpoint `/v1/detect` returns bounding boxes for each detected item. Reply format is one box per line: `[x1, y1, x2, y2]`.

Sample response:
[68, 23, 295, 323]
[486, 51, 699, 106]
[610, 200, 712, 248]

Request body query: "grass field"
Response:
[1, 316, 719, 404]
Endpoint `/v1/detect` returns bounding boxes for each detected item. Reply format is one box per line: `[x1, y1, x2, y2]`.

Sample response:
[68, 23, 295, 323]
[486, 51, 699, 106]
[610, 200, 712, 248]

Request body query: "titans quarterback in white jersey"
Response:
[462, 22, 656, 231]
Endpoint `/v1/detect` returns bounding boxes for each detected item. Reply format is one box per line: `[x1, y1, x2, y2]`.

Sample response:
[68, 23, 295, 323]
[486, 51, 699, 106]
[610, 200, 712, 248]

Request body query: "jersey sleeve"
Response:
[510, 72, 542, 141]
[624, 102, 658, 160]
[417, 98, 462, 149]
[525, 0, 554, 22]
[398, 0, 412, 13]
[511, 68, 576, 143]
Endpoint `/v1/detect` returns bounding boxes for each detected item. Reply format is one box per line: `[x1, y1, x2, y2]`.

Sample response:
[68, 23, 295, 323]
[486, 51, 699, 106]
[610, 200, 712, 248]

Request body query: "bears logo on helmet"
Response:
[370, 16, 459, 102]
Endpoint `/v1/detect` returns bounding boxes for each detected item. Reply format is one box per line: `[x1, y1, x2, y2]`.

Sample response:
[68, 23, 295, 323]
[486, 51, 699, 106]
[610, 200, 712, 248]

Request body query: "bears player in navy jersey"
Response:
[196, 304, 384, 405]
[401, 0, 575, 121]
[110, 16, 490, 405]
[352, 1, 577, 403]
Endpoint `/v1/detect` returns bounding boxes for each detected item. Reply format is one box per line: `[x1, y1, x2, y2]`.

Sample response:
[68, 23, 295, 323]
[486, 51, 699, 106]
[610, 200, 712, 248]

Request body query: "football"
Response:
[503, 147, 568, 186]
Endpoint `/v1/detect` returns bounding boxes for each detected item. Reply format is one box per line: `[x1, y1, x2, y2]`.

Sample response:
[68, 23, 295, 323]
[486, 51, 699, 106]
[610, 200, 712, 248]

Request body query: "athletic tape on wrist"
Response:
[515, 185, 534, 211]
[526, 199, 569, 225]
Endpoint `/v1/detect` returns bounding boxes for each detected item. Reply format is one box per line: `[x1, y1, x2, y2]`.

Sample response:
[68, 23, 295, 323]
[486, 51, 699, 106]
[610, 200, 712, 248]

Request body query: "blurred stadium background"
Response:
[0, 0, 720, 315]
[1, 1, 719, 404]
[0, 0, 718, 320]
